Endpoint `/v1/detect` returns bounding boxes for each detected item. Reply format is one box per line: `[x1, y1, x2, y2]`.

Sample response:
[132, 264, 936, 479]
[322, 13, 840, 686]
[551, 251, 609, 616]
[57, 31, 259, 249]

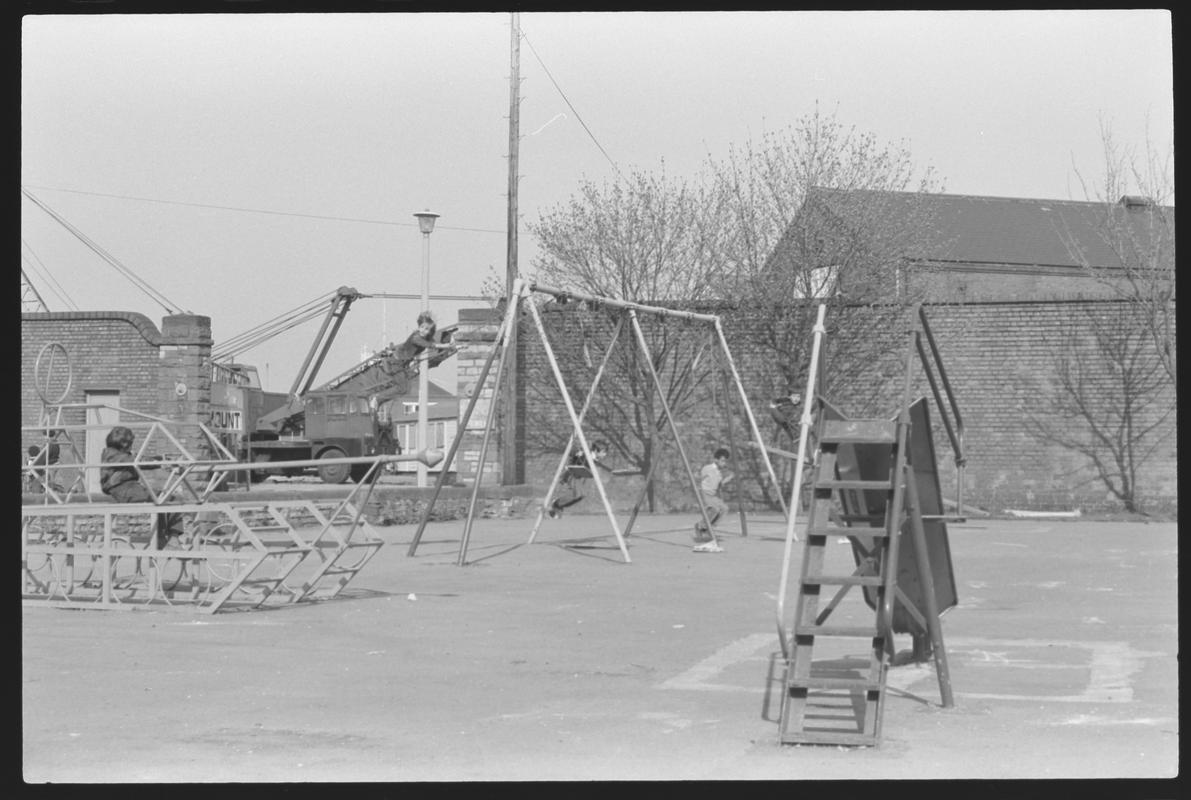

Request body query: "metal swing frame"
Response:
[406, 278, 783, 564]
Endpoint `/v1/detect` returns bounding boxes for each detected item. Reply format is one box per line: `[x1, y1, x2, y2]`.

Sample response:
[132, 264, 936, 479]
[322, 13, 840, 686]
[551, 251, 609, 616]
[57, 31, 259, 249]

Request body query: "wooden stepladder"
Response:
[779, 398, 956, 746]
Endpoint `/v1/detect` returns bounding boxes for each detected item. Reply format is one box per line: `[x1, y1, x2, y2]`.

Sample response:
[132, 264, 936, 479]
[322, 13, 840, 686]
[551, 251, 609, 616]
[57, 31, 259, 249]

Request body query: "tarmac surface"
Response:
[22, 511, 1178, 783]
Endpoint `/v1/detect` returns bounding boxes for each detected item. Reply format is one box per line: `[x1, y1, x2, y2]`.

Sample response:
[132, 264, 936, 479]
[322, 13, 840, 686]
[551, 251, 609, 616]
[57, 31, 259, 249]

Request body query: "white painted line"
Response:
[658, 633, 777, 692]
[660, 634, 1165, 705]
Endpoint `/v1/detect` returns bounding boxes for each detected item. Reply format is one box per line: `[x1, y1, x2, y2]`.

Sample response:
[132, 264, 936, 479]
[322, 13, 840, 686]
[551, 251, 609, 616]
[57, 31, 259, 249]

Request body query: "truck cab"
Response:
[303, 390, 399, 483]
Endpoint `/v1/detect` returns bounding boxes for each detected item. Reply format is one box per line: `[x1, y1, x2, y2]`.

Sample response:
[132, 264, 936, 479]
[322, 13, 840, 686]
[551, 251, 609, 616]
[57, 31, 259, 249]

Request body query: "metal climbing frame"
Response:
[21, 415, 442, 614]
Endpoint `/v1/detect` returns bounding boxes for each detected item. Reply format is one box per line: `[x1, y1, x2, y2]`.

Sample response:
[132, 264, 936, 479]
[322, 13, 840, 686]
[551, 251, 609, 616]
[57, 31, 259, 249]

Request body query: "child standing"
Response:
[694, 447, 733, 548]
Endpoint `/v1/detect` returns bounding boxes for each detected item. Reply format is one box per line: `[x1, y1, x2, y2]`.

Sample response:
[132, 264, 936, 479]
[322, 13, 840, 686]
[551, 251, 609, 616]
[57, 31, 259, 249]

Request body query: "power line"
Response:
[521, 30, 624, 182]
[20, 184, 506, 235]
[21, 238, 78, 311]
[22, 189, 185, 315]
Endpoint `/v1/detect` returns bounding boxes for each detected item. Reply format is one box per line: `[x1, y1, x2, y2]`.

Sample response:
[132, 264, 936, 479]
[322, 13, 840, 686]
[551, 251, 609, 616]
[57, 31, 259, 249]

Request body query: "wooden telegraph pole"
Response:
[501, 12, 522, 484]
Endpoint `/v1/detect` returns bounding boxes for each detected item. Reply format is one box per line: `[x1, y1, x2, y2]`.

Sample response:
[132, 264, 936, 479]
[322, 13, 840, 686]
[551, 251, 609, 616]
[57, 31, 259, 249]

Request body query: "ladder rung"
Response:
[816, 479, 893, 491]
[786, 676, 882, 690]
[802, 575, 883, 587]
[782, 730, 879, 747]
[807, 527, 889, 539]
[819, 419, 898, 444]
[835, 514, 886, 524]
[796, 625, 881, 638]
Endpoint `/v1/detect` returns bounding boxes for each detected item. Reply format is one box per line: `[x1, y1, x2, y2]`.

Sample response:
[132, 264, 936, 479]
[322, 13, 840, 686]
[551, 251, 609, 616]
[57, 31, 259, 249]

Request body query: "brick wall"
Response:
[507, 299, 1176, 516]
[21, 311, 214, 460]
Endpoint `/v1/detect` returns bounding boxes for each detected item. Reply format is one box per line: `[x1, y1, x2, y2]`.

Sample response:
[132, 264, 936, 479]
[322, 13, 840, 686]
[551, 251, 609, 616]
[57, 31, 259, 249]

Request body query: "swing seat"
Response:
[565, 465, 593, 479]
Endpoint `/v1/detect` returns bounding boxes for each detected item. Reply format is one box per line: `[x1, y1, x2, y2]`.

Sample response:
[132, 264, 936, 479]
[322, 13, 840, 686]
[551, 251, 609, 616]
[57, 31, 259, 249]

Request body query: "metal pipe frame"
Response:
[774, 303, 827, 659]
[21, 497, 384, 613]
[407, 289, 518, 557]
[528, 312, 627, 545]
[524, 291, 630, 561]
[453, 280, 526, 564]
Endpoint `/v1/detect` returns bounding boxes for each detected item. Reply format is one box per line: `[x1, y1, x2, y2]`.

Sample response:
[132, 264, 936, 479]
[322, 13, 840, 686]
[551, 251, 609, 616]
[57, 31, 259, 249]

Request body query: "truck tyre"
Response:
[317, 448, 351, 484]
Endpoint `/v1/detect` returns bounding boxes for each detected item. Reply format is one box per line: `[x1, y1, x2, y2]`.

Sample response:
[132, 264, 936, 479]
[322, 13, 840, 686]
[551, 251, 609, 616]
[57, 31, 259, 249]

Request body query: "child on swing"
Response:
[547, 439, 610, 518]
[694, 447, 734, 548]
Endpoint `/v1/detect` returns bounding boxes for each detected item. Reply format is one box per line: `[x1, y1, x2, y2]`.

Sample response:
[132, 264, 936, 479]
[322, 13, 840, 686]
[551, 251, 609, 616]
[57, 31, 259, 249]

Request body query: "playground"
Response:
[22, 511, 1177, 782]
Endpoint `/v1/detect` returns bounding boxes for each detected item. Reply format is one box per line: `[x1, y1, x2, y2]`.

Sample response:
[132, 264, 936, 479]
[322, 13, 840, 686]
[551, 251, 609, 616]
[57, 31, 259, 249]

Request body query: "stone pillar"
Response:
[158, 314, 214, 458]
[454, 307, 503, 485]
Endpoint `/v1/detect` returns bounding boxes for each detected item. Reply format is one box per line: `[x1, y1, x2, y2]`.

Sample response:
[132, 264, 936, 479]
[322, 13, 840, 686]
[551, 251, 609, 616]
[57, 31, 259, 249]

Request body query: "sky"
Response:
[20, 9, 1174, 392]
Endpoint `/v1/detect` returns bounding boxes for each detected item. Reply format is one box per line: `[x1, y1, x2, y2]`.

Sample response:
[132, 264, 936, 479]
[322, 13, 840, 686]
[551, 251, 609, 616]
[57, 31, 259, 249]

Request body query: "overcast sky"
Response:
[20, 9, 1174, 392]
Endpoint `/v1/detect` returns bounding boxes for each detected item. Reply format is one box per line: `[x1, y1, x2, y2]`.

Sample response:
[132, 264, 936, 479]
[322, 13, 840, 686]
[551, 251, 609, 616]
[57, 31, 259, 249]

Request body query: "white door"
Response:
[85, 392, 120, 494]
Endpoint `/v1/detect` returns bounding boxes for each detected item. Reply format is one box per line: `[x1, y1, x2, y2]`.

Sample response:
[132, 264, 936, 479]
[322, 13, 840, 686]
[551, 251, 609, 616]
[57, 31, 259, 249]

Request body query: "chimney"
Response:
[1119, 195, 1154, 209]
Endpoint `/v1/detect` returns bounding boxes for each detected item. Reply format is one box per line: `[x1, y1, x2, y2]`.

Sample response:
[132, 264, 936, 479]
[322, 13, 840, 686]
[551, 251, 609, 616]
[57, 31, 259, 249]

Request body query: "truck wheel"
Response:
[350, 464, 372, 483]
[317, 448, 350, 484]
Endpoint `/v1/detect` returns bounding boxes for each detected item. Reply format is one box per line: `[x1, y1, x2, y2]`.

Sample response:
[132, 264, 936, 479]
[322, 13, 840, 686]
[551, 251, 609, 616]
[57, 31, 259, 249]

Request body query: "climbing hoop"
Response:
[34, 342, 73, 405]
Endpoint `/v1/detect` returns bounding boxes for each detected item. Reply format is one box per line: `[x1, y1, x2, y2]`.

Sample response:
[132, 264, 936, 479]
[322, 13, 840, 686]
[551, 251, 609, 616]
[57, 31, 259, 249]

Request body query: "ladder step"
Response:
[816, 479, 893, 491]
[802, 575, 883, 587]
[834, 513, 887, 525]
[819, 419, 897, 444]
[781, 730, 879, 747]
[807, 527, 889, 539]
[796, 625, 881, 638]
[786, 676, 882, 690]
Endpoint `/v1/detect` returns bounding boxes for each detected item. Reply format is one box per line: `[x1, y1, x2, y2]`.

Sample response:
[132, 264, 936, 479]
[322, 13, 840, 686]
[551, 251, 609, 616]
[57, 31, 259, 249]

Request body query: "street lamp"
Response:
[413, 210, 439, 487]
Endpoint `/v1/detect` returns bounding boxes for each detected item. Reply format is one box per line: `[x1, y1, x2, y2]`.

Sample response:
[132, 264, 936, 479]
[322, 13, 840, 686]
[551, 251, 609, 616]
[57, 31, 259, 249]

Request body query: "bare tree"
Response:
[525, 109, 950, 510]
[1067, 120, 1175, 384]
[524, 167, 728, 510]
[704, 107, 949, 499]
[1021, 302, 1175, 513]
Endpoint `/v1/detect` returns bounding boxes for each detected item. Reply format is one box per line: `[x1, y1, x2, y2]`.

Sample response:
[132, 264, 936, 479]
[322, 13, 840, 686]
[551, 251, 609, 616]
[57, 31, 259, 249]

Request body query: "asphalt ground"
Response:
[21, 512, 1178, 783]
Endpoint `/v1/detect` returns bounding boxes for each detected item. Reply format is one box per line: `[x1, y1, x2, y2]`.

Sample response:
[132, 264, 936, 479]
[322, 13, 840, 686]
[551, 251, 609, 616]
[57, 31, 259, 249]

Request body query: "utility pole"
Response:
[501, 11, 522, 485]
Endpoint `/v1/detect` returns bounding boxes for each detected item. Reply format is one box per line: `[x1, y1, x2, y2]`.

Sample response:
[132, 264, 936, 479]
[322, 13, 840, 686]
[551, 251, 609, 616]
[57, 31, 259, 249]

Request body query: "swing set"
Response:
[406, 278, 785, 564]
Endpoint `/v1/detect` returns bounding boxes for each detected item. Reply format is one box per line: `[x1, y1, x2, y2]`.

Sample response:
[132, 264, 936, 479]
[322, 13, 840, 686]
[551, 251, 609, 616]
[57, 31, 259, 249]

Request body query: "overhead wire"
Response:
[22, 188, 186, 315]
[21, 184, 505, 235]
[21, 238, 79, 311]
[521, 30, 625, 183]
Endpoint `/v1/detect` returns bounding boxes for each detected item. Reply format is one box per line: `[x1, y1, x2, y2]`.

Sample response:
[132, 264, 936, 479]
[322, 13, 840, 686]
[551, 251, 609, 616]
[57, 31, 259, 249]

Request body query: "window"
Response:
[327, 396, 347, 415]
[793, 265, 839, 299]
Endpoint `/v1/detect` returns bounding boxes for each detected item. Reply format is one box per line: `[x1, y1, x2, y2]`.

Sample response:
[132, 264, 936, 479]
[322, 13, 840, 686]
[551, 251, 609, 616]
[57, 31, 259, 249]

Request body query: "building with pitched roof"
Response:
[768, 188, 1174, 302]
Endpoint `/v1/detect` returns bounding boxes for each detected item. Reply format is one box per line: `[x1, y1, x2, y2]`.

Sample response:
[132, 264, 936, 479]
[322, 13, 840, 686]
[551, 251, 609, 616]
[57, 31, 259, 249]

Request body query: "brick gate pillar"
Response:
[454, 308, 503, 485]
[158, 314, 215, 458]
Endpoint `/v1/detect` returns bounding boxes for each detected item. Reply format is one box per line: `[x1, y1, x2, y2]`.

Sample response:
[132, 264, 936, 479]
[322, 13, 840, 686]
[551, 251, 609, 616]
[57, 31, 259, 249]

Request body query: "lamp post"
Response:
[413, 210, 439, 487]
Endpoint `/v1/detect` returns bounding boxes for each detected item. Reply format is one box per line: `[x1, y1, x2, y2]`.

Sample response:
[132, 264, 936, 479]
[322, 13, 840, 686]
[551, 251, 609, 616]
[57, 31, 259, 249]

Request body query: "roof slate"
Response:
[805, 188, 1174, 270]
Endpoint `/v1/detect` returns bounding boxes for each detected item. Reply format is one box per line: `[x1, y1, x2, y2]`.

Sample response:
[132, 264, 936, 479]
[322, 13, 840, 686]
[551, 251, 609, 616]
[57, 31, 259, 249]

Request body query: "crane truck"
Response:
[209, 286, 457, 484]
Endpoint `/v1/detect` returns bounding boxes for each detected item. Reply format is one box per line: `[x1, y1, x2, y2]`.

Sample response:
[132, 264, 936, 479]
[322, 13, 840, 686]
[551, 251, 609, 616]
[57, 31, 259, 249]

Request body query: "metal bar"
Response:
[916, 306, 966, 513]
[712, 318, 786, 516]
[525, 293, 630, 562]
[902, 466, 955, 707]
[526, 282, 720, 324]
[407, 290, 517, 557]
[717, 350, 749, 537]
[775, 303, 827, 659]
[528, 312, 626, 545]
[627, 309, 714, 547]
[455, 286, 523, 565]
[622, 439, 665, 538]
